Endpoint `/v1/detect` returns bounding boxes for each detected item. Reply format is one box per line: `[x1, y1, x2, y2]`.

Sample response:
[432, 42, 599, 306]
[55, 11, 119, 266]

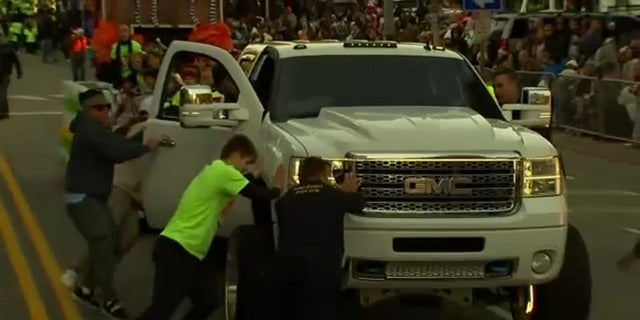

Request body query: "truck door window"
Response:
[250, 55, 276, 112]
[158, 51, 239, 121]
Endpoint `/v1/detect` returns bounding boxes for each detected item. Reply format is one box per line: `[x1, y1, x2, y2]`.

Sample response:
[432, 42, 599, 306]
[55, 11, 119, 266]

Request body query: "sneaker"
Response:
[72, 286, 100, 309]
[61, 269, 78, 289]
[103, 299, 129, 319]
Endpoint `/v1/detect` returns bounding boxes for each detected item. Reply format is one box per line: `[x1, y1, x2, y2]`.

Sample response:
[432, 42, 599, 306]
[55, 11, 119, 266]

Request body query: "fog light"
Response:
[531, 252, 552, 274]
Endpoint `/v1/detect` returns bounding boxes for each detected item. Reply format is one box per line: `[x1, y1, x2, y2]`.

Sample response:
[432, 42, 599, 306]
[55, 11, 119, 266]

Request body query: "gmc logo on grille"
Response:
[403, 177, 473, 196]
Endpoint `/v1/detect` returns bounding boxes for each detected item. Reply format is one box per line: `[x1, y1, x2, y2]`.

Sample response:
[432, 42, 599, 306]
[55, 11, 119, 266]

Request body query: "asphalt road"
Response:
[1, 54, 639, 320]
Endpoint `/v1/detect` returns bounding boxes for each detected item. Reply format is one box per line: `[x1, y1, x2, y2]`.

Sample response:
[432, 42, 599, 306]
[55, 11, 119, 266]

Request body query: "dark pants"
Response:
[265, 255, 341, 320]
[301, 280, 340, 320]
[73, 187, 140, 286]
[66, 195, 120, 300]
[0, 75, 9, 118]
[71, 57, 85, 81]
[136, 236, 219, 320]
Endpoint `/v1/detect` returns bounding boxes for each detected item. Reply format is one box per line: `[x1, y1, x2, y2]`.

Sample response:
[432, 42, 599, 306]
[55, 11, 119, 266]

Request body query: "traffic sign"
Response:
[463, 0, 503, 11]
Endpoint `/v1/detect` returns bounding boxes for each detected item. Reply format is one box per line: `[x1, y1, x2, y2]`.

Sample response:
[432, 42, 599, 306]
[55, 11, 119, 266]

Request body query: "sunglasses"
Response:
[92, 104, 112, 111]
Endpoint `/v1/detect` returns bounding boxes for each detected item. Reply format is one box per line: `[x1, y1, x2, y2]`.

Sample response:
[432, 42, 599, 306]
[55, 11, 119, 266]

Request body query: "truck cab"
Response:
[63, 40, 590, 320]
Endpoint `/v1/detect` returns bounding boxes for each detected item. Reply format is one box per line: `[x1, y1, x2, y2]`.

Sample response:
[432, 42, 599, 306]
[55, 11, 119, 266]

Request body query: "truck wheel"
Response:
[511, 224, 591, 320]
[224, 225, 274, 320]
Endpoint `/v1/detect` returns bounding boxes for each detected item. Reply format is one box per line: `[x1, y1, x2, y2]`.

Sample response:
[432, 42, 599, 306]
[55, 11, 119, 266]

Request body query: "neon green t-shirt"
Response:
[110, 40, 142, 77]
[161, 160, 249, 260]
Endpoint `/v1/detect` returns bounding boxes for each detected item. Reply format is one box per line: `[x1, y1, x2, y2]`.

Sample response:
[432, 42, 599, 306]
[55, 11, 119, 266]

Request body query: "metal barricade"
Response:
[551, 74, 640, 144]
[472, 66, 640, 145]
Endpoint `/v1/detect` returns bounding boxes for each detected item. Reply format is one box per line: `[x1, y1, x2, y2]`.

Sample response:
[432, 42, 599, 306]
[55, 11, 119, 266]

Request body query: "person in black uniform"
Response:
[274, 157, 365, 320]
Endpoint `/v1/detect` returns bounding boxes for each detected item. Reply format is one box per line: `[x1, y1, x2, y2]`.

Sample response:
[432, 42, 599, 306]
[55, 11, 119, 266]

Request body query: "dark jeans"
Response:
[0, 75, 10, 118]
[71, 58, 85, 81]
[136, 236, 220, 320]
[73, 187, 140, 287]
[66, 195, 120, 300]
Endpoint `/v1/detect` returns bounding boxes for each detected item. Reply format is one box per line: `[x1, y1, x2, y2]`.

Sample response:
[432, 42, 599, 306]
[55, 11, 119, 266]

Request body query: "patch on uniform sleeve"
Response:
[293, 184, 323, 195]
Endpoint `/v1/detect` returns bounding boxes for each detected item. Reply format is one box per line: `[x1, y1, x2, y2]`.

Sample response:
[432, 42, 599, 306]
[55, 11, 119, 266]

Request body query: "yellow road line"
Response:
[0, 154, 83, 320]
[0, 197, 50, 320]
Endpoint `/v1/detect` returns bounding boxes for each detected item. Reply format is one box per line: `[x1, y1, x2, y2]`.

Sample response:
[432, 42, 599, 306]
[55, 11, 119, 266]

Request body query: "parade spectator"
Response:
[0, 25, 22, 120]
[622, 45, 639, 82]
[579, 19, 603, 60]
[595, 37, 620, 76]
[40, 7, 56, 63]
[110, 24, 143, 85]
[70, 28, 88, 81]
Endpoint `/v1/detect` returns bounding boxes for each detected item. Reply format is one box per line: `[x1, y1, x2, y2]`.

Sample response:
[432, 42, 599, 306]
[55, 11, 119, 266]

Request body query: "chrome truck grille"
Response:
[348, 153, 520, 217]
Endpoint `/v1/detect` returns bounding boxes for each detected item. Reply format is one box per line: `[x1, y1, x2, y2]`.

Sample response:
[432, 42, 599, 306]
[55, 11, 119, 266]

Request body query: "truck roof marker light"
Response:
[293, 44, 307, 50]
[343, 42, 397, 48]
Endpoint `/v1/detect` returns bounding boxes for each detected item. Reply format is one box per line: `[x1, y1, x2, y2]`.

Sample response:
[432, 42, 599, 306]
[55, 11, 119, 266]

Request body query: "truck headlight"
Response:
[288, 157, 353, 185]
[522, 157, 562, 197]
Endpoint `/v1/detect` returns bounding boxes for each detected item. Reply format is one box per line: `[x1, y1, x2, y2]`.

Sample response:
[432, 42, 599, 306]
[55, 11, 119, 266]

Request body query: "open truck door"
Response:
[141, 41, 264, 236]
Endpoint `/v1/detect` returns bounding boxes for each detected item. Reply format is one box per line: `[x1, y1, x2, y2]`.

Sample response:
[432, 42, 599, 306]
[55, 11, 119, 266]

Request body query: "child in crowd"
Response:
[146, 47, 164, 69]
[129, 52, 145, 88]
[141, 69, 158, 94]
[70, 28, 88, 81]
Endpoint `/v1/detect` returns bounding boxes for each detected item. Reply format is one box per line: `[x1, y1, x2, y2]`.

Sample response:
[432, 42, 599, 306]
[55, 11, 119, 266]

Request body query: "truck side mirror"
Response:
[502, 88, 551, 129]
[178, 85, 249, 128]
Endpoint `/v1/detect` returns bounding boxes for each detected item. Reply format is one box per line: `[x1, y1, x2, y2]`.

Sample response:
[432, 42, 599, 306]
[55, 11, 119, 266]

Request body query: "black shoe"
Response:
[103, 299, 129, 319]
[71, 286, 99, 309]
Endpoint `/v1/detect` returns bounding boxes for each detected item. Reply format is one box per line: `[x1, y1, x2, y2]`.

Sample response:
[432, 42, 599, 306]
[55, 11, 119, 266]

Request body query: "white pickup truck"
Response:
[62, 40, 591, 320]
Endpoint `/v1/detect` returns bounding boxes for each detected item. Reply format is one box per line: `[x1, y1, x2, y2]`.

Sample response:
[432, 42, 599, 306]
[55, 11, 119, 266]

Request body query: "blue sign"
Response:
[463, 0, 503, 11]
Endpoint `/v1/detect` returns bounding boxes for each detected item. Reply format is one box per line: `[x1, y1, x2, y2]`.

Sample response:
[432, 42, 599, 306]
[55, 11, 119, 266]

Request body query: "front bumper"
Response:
[344, 226, 566, 289]
[343, 196, 568, 289]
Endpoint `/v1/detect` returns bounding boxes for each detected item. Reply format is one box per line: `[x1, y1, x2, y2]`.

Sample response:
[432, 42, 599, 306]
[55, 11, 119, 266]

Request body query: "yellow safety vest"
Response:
[24, 27, 36, 43]
[9, 22, 22, 42]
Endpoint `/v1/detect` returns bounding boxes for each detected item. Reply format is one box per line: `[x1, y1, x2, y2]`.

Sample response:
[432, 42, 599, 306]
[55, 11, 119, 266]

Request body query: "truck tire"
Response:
[225, 225, 275, 320]
[532, 224, 591, 320]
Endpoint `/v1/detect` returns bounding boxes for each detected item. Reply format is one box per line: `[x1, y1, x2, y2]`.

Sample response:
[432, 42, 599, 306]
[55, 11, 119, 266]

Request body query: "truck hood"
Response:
[276, 106, 556, 158]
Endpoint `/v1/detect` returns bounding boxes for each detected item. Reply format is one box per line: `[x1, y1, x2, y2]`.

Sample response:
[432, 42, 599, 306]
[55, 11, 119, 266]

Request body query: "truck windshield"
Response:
[273, 55, 503, 120]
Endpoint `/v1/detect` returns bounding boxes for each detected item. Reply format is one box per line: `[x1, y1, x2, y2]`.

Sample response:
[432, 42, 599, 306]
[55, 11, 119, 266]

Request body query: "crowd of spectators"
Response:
[223, 6, 639, 143]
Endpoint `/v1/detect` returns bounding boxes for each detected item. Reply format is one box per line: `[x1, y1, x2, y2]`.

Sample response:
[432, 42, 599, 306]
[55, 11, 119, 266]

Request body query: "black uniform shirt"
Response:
[275, 182, 365, 279]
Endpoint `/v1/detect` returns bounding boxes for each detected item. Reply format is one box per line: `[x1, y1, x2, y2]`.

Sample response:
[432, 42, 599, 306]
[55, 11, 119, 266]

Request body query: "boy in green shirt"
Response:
[136, 134, 285, 320]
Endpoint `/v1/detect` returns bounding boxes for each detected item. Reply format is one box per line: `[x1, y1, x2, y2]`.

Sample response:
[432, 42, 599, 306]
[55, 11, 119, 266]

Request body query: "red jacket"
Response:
[71, 36, 88, 57]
